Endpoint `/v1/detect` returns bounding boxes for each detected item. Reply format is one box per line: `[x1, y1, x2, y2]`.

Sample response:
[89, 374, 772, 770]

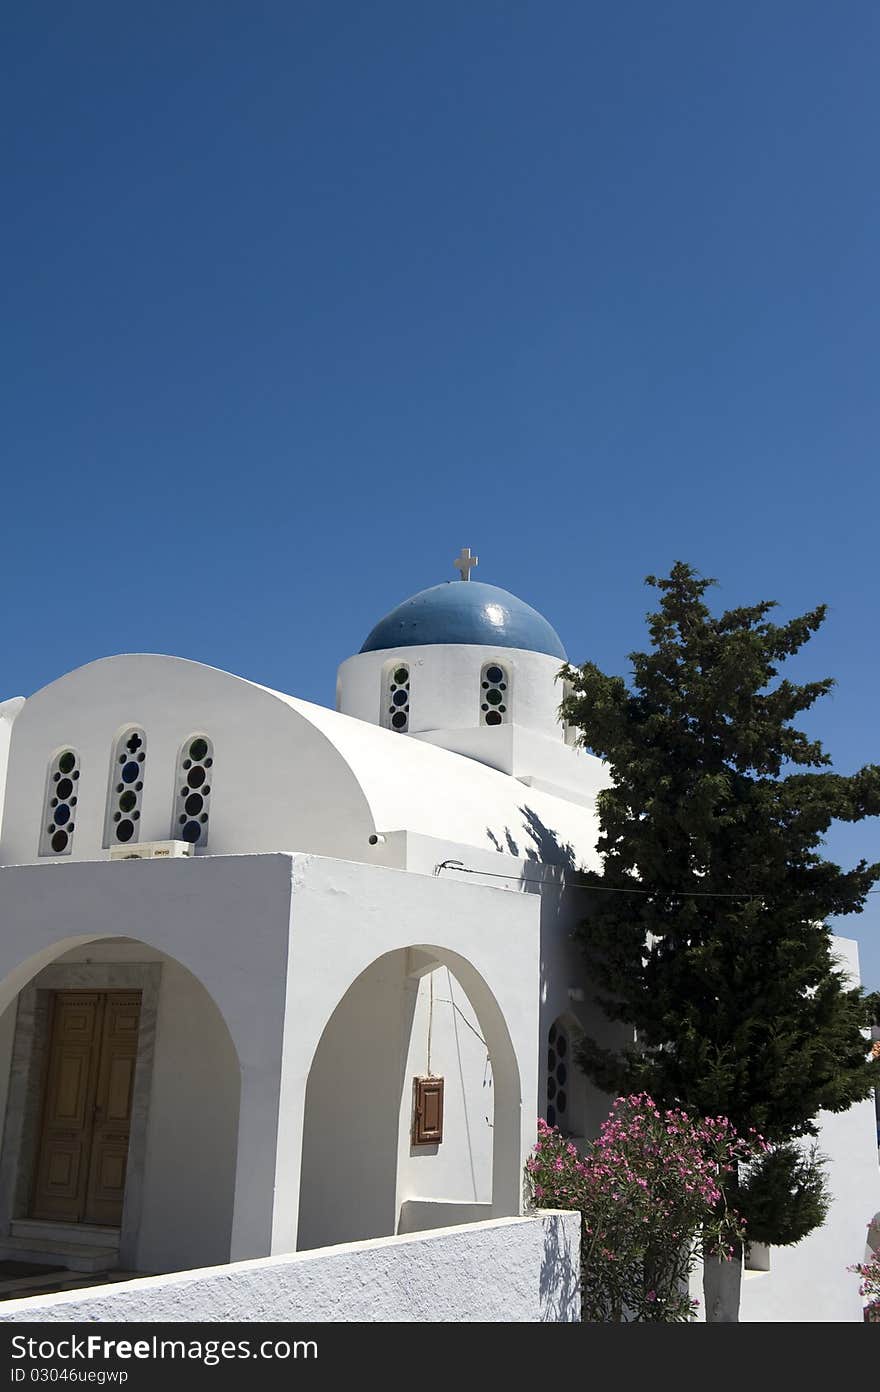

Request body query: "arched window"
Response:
[105, 727, 147, 847]
[40, 748, 81, 857]
[172, 735, 213, 848]
[545, 1019, 570, 1131]
[383, 663, 410, 732]
[480, 661, 510, 726]
[545, 1014, 588, 1139]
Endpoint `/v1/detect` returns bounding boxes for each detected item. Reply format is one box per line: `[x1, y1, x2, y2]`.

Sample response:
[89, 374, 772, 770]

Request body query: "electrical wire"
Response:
[433, 860, 880, 899]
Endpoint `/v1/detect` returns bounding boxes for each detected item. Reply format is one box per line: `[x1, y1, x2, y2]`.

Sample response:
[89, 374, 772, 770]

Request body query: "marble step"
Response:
[10, 1219, 120, 1251]
[0, 1237, 118, 1273]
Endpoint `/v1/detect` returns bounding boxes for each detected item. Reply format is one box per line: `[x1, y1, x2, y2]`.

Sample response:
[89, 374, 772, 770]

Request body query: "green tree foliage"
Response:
[735, 1144, 829, 1247]
[559, 562, 880, 1245]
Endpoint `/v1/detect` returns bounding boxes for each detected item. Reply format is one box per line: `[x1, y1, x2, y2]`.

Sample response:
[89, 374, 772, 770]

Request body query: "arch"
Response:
[104, 726, 147, 847]
[544, 1010, 589, 1140]
[296, 942, 522, 1252]
[172, 734, 214, 848]
[0, 934, 241, 1274]
[39, 747, 81, 857]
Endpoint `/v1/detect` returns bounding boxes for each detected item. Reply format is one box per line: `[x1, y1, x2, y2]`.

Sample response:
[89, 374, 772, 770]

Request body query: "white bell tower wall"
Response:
[336, 644, 566, 739]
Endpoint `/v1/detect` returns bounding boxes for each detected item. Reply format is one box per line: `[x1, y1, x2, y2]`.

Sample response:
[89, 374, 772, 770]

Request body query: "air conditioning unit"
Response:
[109, 840, 194, 861]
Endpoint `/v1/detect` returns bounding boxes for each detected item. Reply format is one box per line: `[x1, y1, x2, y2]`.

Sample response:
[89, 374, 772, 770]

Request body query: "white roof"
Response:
[261, 682, 601, 869]
[1, 655, 600, 869]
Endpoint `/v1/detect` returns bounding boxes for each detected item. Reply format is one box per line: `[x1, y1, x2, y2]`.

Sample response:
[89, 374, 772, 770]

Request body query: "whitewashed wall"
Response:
[0, 852, 540, 1269]
[288, 854, 540, 1254]
[0, 1003, 16, 1165]
[0, 657, 375, 866]
[395, 965, 494, 1213]
[0, 1213, 581, 1323]
[0, 699, 24, 849]
[0, 654, 601, 871]
[337, 643, 565, 737]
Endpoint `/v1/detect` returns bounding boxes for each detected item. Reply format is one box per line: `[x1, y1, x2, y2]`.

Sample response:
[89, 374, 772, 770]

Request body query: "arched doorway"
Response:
[296, 943, 521, 1252]
[0, 936, 241, 1273]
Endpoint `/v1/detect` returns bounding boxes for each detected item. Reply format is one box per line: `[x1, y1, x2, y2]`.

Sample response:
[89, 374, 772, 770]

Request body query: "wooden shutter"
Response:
[412, 1076, 444, 1145]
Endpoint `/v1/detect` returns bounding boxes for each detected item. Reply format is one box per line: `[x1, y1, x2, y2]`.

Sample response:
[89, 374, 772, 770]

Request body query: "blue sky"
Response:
[3, 3, 879, 985]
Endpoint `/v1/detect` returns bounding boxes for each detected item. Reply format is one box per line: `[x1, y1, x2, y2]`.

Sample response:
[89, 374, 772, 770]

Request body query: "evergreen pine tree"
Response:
[560, 562, 880, 1319]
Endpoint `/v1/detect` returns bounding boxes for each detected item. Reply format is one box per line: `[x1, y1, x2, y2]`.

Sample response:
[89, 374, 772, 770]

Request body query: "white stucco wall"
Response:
[0, 657, 375, 867]
[735, 1093, 880, 1322]
[296, 951, 413, 1251]
[1, 654, 601, 871]
[699, 936, 880, 1323]
[287, 854, 540, 1254]
[396, 965, 494, 1212]
[0, 1002, 16, 1163]
[0, 698, 25, 846]
[0, 852, 540, 1271]
[0, 854, 296, 1269]
[337, 643, 566, 738]
[297, 955, 496, 1251]
[0, 1213, 581, 1323]
[414, 724, 609, 808]
[398, 839, 626, 1141]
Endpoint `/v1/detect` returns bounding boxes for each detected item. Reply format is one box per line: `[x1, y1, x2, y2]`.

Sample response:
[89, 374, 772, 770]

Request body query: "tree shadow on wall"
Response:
[485, 807, 578, 883]
[538, 1210, 582, 1322]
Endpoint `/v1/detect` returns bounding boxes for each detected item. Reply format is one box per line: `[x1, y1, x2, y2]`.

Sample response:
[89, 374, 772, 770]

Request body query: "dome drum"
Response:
[337, 642, 566, 740]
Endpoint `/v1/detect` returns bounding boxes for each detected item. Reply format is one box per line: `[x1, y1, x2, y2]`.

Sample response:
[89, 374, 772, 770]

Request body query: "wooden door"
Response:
[31, 991, 141, 1226]
[82, 992, 140, 1225]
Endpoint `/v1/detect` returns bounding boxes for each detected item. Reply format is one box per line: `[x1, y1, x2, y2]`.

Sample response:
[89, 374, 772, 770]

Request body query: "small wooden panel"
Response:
[412, 1076, 444, 1146]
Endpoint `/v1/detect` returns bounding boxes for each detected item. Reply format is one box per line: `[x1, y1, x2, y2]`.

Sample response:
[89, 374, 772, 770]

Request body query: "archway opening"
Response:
[0, 935, 241, 1274]
[296, 944, 521, 1252]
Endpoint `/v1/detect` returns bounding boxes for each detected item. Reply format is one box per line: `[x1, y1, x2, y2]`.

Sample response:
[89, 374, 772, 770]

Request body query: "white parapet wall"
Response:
[0, 1213, 581, 1324]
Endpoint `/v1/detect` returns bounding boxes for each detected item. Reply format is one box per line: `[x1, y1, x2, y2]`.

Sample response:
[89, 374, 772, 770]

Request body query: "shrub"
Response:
[850, 1221, 880, 1323]
[525, 1094, 765, 1321]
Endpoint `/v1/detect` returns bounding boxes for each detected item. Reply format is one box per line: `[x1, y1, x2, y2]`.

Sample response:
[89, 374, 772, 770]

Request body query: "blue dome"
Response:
[360, 582, 567, 659]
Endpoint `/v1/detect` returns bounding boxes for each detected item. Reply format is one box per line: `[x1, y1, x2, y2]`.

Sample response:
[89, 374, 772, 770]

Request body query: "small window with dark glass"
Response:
[480, 661, 510, 726]
[104, 727, 147, 847]
[383, 664, 410, 733]
[545, 1021, 568, 1131]
[172, 735, 213, 848]
[40, 748, 81, 857]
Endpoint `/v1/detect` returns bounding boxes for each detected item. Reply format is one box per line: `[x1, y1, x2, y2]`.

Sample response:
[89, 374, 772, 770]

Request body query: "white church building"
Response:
[0, 551, 875, 1321]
